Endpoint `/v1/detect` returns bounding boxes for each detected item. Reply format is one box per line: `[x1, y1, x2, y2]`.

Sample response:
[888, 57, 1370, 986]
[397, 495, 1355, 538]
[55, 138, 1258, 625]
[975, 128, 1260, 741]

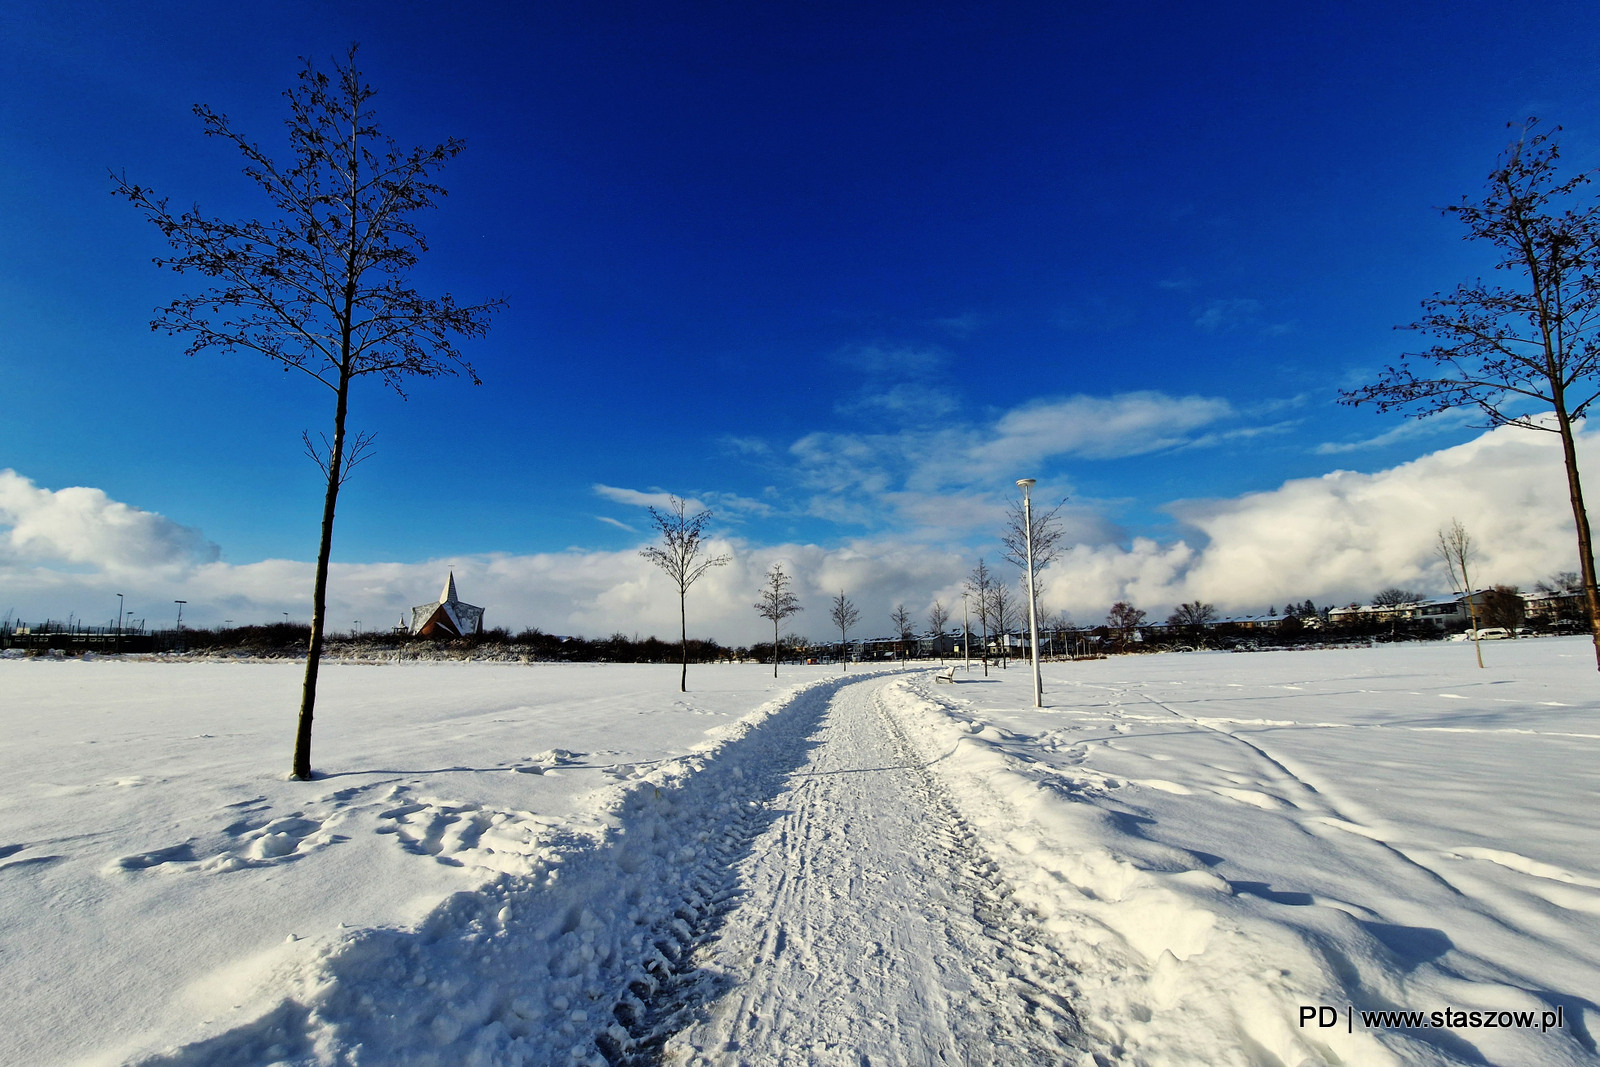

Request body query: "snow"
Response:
[885, 640, 1600, 1065]
[2, 642, 1597, 1065]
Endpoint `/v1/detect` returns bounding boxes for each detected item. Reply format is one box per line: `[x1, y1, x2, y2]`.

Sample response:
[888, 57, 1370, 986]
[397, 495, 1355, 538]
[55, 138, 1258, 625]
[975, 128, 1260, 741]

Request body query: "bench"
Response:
[934, 665, 957, 684]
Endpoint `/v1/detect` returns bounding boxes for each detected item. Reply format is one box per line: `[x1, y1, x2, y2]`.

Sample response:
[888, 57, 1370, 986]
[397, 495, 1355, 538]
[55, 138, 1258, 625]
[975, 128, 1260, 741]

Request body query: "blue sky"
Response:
[6, 1, 1600, 637]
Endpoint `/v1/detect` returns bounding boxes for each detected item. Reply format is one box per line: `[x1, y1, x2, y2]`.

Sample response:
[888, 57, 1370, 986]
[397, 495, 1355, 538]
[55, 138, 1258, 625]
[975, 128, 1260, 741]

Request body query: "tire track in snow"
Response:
[646, 675, 1084, 1066]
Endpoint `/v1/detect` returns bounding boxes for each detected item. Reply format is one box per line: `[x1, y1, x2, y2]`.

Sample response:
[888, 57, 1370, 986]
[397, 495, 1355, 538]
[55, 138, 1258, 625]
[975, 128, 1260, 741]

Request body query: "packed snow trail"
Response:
[652, 674, 1084, 1065]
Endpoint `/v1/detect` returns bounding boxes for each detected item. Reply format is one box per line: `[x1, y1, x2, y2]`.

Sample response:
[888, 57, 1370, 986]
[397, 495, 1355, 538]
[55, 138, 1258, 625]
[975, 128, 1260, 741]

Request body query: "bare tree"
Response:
[1371, 587, 1425, 608]
[890, 604, 915, 660]
[641, 497, 731, 692]
[754, 563, 803, 678]
[1339, 121, 1600, 670]
[1001, 494, 1067, 603]
[1532, 570, 1587, 629]
[1437, 518, 1485, 668]
[927, 600, 950, 663]
[1537, 570, 1583, 595]
[1106, 601, 1146, 648]
[965, 560, 995, 675]
[1481, 585, 1527, 634]
[1166, 601, 1217, 628]
[114, 47, 504, 780]
[990, 579, 1019, 668]
[829, 591, 860, 672]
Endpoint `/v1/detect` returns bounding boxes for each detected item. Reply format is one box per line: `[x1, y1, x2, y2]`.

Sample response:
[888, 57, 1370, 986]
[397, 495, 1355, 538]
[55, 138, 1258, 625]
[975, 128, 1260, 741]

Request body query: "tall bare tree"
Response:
[113, 47, 504, 780]
[1438, 518, 1486, 668]
[754, 563, 803, 678]
[1001, 493, 1067, 604]
[829, 591, 860, 672]
[642, 497, 731, 691]
[965, 560, 995, 675]
[927, 600, 950, 664]
[1339, 120, 1600, 670]
[890, 604, 915, 660]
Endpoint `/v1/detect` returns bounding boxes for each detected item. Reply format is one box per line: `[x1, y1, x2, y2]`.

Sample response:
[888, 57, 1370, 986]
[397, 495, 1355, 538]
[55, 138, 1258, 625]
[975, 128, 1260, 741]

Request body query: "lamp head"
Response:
[1016, 478, 1036, 489]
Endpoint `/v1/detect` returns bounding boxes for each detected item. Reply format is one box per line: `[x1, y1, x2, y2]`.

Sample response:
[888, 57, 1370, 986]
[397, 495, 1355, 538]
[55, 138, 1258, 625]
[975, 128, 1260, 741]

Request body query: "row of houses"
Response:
[812, 587, 1591, 662]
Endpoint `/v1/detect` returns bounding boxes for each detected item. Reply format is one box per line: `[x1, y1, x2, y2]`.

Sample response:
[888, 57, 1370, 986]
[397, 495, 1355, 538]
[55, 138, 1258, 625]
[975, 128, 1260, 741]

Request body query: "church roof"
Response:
[410, 571, 484, 637]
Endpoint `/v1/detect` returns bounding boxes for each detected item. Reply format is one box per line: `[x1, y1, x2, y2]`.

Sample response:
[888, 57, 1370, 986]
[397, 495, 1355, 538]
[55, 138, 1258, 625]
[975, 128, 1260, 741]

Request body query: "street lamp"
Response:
[1017, 478, 1044, 708]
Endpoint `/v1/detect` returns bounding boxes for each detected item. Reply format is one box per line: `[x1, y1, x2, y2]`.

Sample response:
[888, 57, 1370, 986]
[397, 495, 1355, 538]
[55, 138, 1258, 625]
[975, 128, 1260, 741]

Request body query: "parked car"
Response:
[1451, 627, 1517, 641]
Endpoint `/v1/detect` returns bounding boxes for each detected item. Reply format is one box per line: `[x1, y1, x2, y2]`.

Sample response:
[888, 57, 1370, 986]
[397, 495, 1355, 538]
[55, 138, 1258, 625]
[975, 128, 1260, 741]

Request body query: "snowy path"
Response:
[656, 674, 1083, 1065]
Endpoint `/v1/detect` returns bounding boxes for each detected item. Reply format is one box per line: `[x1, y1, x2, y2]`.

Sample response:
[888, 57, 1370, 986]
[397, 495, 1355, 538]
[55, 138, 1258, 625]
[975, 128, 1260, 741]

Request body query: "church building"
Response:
[409, 572, 485, 637]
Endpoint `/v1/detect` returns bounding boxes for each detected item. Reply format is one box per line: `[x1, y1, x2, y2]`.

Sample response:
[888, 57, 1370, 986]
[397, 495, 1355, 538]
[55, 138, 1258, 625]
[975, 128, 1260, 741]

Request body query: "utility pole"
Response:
[1017, 478, 1044, 707]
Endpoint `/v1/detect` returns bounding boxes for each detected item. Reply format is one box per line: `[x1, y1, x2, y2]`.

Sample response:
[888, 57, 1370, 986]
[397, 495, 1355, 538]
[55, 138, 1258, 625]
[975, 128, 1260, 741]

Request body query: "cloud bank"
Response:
[2, 421, 1592, 639]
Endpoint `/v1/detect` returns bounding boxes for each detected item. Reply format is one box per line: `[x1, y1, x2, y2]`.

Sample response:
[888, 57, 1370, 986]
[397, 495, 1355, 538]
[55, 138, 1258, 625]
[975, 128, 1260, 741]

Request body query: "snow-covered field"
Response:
[2, 641, 1597, 1066]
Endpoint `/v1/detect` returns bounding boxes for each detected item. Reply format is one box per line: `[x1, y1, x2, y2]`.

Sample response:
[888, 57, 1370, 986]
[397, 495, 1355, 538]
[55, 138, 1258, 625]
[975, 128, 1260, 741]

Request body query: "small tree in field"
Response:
[755, 563, 803, 678]
[829, 591, 860, 672]
[114, 47, 504, 780]
[966, 560, 996, 675]
[1438, 518, 1485, 668]
[641, 497, 731, 692]
[890, 604, 915, 660]
[1340, 120, 1600, 671]
[927, 600, 950, 663]
[989, 579, 1019, 668]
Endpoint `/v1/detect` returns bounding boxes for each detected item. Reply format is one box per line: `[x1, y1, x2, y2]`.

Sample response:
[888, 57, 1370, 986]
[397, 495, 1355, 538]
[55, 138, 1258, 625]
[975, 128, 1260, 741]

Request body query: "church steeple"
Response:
[441, 570, 459, 604]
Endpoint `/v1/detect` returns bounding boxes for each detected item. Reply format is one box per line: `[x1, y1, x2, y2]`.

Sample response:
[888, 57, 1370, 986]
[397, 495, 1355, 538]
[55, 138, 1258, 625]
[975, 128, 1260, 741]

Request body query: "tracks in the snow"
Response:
[613, 673, 1084, 1065]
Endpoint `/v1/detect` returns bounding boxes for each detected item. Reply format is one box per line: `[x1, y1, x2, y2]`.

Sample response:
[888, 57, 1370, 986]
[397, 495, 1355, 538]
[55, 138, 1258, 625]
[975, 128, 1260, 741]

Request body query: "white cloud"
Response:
[1195, 297, 1263, 332]
[0, 469, 217, 574]
[595, 516, 636, 532]
[591, 484, 705, 512]
[931, 312, 980, 337]
[828, 342, 950, 377]
[1039, 423, 1594, 620]
[835, 382, 960, 421]
[1314, 409, 1476, 455]
[974, 392, 1235, 465]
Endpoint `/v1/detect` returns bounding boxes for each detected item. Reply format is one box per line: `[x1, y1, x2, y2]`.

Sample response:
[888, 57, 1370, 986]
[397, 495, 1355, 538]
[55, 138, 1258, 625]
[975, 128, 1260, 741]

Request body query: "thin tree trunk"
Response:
[1553, 408, 1600, 669]
[679, 591, 687, 692]
[292, 370, 349, 780]
[773, 617, 779, 678]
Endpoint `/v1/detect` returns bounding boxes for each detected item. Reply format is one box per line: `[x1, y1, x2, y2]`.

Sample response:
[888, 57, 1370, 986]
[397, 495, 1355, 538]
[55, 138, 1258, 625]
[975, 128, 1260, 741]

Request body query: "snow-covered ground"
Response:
[2, 642, 1597, 1066]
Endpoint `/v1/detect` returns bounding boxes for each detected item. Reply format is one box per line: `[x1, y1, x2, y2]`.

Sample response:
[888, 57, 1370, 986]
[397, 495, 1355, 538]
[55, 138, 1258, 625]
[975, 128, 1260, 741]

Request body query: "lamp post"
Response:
[116, 592, 124, 651]
[1017, 478, 1044, 708]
